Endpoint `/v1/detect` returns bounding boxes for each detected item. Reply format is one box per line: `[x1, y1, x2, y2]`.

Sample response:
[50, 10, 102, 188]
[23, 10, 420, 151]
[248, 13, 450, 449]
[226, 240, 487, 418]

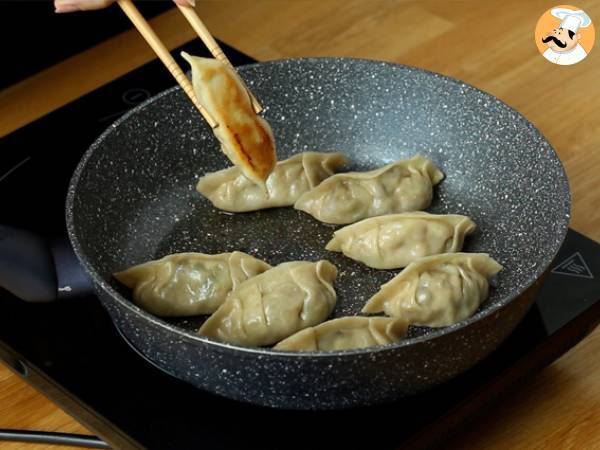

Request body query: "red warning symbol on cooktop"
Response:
[551, 252, 594, 279]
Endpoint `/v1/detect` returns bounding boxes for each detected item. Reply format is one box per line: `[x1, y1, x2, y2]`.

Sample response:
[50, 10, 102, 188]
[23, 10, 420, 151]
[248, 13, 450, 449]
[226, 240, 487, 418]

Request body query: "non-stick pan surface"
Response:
[66, 58, 570, 407]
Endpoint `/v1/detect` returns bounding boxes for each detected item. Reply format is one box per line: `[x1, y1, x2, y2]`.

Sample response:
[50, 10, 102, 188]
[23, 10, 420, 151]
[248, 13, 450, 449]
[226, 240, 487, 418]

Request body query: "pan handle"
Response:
[0, 225, 92, 302]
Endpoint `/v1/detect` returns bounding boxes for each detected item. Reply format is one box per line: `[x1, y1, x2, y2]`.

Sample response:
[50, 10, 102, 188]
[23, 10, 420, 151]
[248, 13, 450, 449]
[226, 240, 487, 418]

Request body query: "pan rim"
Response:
[66, 56, 571, 358]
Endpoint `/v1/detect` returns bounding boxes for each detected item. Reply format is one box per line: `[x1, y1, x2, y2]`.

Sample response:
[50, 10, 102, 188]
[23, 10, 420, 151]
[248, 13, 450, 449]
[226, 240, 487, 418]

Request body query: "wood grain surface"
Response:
[1, 1, 599, 448]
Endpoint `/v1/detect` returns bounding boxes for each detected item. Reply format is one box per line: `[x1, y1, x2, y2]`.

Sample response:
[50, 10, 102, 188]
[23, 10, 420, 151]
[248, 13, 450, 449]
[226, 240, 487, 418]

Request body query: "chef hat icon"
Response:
[551, 8, 592, 33]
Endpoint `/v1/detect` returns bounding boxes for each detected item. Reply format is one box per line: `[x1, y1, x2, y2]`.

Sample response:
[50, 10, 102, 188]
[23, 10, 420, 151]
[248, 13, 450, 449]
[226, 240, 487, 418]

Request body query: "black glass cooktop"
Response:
[1, 42, 600, 450]
[0, 1, 173, 89]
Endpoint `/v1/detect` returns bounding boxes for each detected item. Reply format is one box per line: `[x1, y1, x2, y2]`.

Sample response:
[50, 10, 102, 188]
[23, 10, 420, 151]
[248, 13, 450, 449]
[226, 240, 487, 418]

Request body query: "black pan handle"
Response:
[0, 225, 92, 302]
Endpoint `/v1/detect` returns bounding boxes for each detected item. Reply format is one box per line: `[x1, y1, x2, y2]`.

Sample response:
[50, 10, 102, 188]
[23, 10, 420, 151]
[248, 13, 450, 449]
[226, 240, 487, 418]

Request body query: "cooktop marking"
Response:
[0, 156, 31, 184]
[551, 251, 594, 279]
[98, 87, 151, 123]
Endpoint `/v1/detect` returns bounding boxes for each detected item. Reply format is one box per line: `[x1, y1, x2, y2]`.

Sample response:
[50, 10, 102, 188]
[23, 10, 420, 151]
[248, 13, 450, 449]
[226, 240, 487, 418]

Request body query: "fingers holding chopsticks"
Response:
[55, 0, 195, 13]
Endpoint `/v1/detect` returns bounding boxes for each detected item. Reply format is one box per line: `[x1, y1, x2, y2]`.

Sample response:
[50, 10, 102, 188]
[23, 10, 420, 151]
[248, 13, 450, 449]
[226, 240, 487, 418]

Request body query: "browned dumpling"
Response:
[294, 155, 444, 224]
[362, 253, 502, 327]
[182, 52, 276, 184]
[113, 252, 270, 317]
[197, 152, 347, 212]
[274, 316, 408, 352]
[198, 261, 337, 347]
[326, 212, 476, 269]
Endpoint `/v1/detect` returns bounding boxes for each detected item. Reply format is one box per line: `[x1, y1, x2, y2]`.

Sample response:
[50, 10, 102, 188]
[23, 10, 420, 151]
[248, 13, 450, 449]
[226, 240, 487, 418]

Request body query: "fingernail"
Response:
[187, 0, 196, 6]
[55, 3, 80, 13]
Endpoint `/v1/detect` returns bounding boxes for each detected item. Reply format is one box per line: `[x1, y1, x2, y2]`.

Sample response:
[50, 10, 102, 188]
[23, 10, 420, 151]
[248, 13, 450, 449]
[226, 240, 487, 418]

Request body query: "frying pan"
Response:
[3, 58, 570, 409]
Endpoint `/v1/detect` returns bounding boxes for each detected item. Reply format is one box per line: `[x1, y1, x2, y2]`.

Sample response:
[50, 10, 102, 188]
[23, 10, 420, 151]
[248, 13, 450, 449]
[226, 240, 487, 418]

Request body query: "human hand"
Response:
[55, 0, 195, 13]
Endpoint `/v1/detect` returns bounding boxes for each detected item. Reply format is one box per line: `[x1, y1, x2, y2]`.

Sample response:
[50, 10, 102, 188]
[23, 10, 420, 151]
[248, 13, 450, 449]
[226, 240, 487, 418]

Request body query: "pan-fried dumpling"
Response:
[326, 212, 476, 269]
[362, 253, 502, 327]
[294, 155, 444, 224]
[182, 52, 276, 184]
[198, 261, 337, 347]
[113, 252, 270, 317]
[274, 316, 408, 351]
[197, 152, 348, 212]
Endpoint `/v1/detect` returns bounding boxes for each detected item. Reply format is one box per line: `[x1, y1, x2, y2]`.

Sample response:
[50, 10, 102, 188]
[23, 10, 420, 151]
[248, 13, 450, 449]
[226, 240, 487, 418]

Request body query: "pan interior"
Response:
[69, 58, 570, 342]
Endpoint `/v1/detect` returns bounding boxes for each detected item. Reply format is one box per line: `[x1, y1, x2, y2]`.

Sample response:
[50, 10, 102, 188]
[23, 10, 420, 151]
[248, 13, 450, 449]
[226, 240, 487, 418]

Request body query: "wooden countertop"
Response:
[1, 0, 599, 448]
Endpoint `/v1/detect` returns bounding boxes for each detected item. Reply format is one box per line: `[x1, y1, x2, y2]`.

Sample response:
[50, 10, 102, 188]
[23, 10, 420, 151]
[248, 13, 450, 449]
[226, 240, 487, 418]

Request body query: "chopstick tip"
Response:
[55, 3, 79, 13]
[177, 0, 195, 6]
[180, 51, 192, 63]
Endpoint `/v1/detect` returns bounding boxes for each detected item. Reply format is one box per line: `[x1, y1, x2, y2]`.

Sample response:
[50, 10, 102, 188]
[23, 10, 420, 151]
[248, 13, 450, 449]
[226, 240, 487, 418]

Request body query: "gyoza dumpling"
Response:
[182, 52, 276, 184]
[362, 253, 502, 327]
[198, 261, 337, 346]
[274, 316, 408, 351]
[326, 212, 476, 269]
[197, 152, 347, 212]
[294, 155, 444, 224]
[113, 252, 270, 317]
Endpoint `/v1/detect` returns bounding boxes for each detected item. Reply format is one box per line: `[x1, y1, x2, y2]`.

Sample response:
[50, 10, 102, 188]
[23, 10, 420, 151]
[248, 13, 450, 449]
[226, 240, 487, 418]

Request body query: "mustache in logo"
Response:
[542, 35, 567, 48]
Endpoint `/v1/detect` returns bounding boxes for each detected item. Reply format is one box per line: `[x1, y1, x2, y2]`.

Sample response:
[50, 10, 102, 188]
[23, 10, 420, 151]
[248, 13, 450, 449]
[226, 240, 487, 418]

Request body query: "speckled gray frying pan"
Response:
[66, 58, 570, 409]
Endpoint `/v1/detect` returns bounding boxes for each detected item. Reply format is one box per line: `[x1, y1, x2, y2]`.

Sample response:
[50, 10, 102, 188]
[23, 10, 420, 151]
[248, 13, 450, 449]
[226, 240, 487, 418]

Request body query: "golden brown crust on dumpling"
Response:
[182, 53, 276, 184]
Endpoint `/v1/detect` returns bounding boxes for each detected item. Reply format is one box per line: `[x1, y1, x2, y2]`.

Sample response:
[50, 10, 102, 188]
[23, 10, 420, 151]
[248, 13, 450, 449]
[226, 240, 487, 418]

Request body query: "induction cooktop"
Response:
[1, 41, 599, 450]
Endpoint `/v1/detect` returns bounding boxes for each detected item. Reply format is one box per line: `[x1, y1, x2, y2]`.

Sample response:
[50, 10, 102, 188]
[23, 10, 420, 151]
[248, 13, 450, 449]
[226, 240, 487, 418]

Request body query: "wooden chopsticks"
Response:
[175, 4, 263, 114]
[117, 0, 262, 129]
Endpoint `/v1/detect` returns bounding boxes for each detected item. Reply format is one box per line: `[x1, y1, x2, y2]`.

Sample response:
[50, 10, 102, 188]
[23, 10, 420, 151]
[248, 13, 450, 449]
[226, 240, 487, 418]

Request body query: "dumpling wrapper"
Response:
[197, 151, 348, 212]
[113, 252, 270, 317]
[326, 212, 476, 269]
[182, 52, 276, 185]
[362, 253, 502, 327]
[274, 316, 408, 352]
[198, 260, 338, 347]
[294, 155, 444, 224]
